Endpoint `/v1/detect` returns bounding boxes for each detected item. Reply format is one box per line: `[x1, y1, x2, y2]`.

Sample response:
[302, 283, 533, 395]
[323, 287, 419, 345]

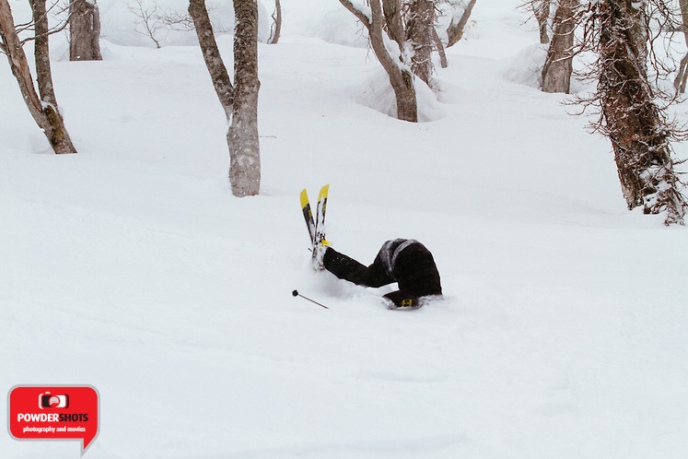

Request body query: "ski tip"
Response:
[300, 189, 309, 208]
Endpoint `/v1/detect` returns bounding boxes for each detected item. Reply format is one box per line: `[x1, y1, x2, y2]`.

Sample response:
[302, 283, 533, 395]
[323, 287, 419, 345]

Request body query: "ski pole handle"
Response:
[292, 290, 329, 309]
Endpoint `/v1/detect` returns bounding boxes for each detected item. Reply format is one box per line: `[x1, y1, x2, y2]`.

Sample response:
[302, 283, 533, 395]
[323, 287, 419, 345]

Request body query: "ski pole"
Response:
[292, 290, 329, 309]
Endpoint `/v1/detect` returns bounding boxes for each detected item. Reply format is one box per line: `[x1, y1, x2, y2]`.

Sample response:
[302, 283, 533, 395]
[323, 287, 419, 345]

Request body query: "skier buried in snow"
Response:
[317, 239, 442, 308]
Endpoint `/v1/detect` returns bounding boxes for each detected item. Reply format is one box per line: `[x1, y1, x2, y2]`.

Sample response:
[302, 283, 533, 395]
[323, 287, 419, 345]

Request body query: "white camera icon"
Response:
[39, 392, 69, 409]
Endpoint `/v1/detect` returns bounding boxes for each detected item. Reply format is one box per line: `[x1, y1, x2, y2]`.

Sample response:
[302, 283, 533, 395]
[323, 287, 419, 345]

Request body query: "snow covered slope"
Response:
[1, 1, 687, 458]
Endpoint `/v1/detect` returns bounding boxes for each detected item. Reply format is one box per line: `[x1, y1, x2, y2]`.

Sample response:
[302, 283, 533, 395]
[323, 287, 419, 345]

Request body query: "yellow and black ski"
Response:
[300, 188, 316, 245]
[314, 184, 329, 246]
[300, 184, 329, 251]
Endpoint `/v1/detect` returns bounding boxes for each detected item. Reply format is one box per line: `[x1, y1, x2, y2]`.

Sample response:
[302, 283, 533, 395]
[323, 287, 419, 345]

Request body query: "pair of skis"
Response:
[300, 185, 329, 265]
[297, 185, 423, 311]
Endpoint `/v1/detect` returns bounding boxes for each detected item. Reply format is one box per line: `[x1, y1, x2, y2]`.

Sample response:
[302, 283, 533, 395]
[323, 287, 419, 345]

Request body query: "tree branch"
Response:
[188, 0, 234, 120]
[338, 0, 371, 30]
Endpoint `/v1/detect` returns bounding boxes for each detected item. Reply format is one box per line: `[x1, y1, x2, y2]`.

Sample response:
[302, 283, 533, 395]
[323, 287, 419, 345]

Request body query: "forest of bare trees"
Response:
[523, 0, 687, 224]
[1, 0, 686, 223]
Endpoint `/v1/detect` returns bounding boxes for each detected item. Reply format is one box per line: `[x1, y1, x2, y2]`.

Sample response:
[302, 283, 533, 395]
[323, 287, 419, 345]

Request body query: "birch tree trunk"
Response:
[446, 0, 476, 48]
[673, 0, 688, 93]
[188, 0, 234, 120]
[339, 0, 417, 122]
[406, 0, 435, 85]
[541, 0, 577, 93]
[228, 0, 261, 196]
[533, 0, 550, 44]
[382, 0, 404, 47]
[433, 27, 448, 68]
[31, 0, 56, 105]
[0, 0, 76, 154]
[189, 0, 260, 196]
[268, 0, 281, 44]
[70, 0, 102, 61]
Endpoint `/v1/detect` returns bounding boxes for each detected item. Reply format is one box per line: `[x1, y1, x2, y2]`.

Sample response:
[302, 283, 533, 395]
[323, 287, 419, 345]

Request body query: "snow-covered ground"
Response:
[1, 1, 687, 458]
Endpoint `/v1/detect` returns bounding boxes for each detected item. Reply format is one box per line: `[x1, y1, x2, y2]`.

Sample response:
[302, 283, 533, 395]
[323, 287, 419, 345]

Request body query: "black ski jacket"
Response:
[323, 239, 442, 300]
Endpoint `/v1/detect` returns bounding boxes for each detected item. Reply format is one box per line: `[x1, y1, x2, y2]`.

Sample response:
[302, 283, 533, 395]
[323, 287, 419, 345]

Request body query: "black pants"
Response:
[323, 242, 442, 306]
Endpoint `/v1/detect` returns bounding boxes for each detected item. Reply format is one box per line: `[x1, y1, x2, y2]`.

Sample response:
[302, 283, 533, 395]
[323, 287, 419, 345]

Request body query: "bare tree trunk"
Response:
[189, 0, 260, 196]
[229, 0, 261, 196]
[268, 0, 281, 44]
[0, 0, 76, 154]
[433, 27, 447, 68]
[406, 0, 435, 85]
[673, 0, 688, 93]
[446, 0, 476, 48]
[676, 53, 688, 93]
[382, 0, 404, 48]
[596, 0, 686, 223]
[188, 0, 233, 120]
[533, 0, 550, 44]
[31, 0, 57, 105]
[541, 0, 577, 93]
[370, 0, 417, 121]
[70, 0, 102, 61]
[339, 0, 417, 122]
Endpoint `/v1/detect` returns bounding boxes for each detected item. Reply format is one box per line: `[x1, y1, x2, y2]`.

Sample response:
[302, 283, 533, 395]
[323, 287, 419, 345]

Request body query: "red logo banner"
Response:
[8, 385, 100, 456]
